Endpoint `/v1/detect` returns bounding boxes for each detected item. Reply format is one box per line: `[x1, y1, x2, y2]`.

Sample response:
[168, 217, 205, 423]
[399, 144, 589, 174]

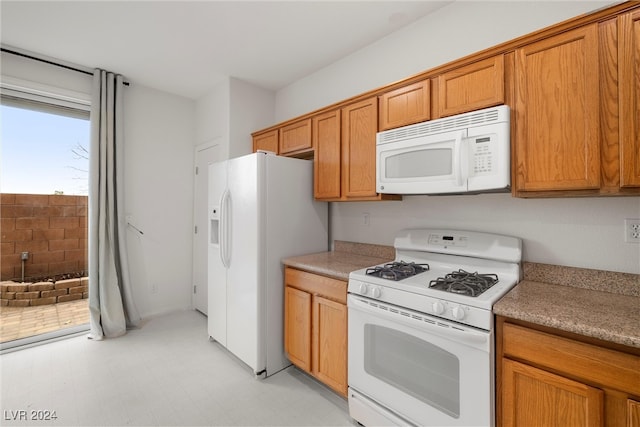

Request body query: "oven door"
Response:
[348, 294, 493, 427]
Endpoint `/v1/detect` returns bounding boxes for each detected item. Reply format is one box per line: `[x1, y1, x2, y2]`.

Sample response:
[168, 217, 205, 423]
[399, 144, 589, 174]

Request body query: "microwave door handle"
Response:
[454, 131, 465, 187]
[461, 135, 470, 185]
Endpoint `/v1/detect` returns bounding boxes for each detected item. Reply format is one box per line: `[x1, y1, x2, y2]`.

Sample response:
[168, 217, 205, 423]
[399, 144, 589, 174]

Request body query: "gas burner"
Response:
[366, 261, 430, 281]
[428, 269, 499, 297]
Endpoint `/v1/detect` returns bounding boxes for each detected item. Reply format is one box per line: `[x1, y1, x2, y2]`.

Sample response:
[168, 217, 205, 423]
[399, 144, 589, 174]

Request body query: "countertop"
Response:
[283, 243, 640, 350]
[282, 240, 394, 281]
[494, 262, 640, 349]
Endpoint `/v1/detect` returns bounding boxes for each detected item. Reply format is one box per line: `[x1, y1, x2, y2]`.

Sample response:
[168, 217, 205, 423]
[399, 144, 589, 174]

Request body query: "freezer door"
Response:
[225, 154, 262, 372]
[207, 160, 228, 345]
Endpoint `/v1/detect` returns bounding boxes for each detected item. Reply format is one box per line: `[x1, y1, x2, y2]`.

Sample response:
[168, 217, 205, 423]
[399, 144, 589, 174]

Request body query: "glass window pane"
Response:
[1, 104, 90, 195]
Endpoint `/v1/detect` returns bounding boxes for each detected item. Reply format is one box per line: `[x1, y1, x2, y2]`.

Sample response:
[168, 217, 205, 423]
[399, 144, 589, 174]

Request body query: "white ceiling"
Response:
[1, 1, 453, 100]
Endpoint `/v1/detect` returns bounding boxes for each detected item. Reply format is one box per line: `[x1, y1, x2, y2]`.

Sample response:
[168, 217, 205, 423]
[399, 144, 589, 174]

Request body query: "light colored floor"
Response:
[0, 310, 353, 426]
[0, 299, 89, 343]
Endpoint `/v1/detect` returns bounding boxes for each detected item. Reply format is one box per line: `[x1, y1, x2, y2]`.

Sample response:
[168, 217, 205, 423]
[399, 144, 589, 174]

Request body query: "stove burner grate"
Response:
[366, 261, 430, 281]
[428, 269, 499, 297]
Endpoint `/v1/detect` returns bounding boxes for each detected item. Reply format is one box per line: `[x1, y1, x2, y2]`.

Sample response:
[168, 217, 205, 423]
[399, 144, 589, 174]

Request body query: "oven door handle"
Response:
[348, 295, 490, 350]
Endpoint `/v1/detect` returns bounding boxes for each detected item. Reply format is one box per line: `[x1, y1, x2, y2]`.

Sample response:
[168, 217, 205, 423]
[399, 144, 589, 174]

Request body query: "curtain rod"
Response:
[1, 47, 130, 86]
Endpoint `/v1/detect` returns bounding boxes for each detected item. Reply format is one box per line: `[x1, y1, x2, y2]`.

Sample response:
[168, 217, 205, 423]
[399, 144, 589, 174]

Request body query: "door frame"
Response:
[192, 139, 222, 314]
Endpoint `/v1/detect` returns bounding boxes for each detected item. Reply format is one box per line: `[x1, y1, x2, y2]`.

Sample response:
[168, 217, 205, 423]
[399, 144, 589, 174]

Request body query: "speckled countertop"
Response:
[282, 240, 394, 281]
[284, 244, 640, 349]
[494, 262, 640, 349]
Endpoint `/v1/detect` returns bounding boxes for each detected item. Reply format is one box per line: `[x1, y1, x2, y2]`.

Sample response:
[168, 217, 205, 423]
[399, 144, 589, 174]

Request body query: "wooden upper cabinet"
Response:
[514, 24, 601, 193]
[342, 97, 379, 199]
[436, 55, 505, 118]
[279, 118, 312, 156]
[252, 129, 278, 154]
[619, 9, 640, 188]
[313, 109, 341, 200]
[378, 79, 431, 131]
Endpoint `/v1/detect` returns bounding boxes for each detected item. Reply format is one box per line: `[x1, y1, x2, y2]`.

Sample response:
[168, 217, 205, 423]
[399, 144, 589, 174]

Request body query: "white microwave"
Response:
[376, 105, 511, 195]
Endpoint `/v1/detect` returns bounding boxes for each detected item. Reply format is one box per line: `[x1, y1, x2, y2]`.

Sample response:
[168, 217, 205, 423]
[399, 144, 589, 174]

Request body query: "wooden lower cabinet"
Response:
[284, 267, 348, 396]
[502, 359, 604, 427]
[284, 286, 312, 372]
[313, 295, 347, 394]
[497, 317, 640, 427]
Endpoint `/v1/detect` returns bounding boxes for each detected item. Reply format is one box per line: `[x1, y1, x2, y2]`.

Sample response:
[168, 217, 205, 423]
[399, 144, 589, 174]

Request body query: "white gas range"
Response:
[347, 228, 522, 427]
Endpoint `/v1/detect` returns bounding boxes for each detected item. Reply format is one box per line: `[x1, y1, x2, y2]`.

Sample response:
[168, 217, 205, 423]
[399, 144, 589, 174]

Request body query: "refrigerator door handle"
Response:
[220, 189, 231, 268]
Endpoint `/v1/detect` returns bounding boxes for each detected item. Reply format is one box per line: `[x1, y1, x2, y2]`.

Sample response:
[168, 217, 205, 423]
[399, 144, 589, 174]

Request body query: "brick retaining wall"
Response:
[0, 277, 89, 307]
[1, 193, 87, 281]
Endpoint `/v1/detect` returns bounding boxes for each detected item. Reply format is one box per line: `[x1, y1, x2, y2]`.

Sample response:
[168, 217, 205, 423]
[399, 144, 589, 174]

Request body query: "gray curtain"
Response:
[88, 69, 140, 340]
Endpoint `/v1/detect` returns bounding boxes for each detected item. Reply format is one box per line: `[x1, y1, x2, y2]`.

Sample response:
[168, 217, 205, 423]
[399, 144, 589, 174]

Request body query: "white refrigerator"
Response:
[207, 152, 328, 377]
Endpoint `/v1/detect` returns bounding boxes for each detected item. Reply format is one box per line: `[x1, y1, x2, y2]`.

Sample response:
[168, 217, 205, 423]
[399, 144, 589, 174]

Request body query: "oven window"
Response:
[385, 148, 452, 178]
[364, 324, 460, 418]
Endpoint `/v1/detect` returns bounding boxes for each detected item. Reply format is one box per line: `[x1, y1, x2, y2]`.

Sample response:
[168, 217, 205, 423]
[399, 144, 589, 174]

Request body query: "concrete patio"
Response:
[0, 298, 88, 343]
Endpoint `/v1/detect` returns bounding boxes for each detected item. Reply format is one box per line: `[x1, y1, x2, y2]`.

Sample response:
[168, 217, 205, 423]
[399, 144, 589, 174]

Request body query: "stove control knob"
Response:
[359, 283, 368, 295]
[432, 301, 445, 315]
[452, 305, 465, 320]
[371, 287, 382, 298]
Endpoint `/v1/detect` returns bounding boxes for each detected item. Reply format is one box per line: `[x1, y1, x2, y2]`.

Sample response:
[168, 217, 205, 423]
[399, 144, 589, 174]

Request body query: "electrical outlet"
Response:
[624, 219, 640, 243]
[363, 212, 370, 226]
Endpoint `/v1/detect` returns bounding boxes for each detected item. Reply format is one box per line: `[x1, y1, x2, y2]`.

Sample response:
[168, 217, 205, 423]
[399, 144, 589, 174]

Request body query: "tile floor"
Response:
[0, 310, 353, 426]
[0, 299, 89, 343]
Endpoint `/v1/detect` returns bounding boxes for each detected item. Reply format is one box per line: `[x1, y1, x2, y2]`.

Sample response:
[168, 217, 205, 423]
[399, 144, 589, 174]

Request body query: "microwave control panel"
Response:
[471, 134, 495, 175]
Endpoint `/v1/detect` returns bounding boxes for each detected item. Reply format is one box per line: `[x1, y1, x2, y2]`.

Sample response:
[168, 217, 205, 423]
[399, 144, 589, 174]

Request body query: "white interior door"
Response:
[192, 141, 221, 315]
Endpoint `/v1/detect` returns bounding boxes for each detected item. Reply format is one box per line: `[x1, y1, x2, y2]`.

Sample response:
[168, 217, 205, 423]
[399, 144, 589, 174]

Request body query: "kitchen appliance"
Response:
[376, 105, 510, 195]
[347, 228, 522, 426]
[208, 151, 328, 377]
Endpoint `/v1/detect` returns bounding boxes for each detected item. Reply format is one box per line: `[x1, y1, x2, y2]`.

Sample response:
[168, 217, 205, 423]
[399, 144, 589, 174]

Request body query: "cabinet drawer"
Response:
[502, 322, 640, 395]
[284, 267, 347, 304]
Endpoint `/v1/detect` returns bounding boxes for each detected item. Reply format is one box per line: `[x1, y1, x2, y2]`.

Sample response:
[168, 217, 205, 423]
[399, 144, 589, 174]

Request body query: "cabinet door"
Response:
[284, 286, 312, 372]
[313, 110, 342, 200]
[502, 358, 604, 427]
[514, 25, 601, 192]
[378, 79, 430, 131]
[629, 399, 640, 427]
[436, 55, 504, 118]
[619, 10, 640, 188]
[253, 129, 279, 154]
[312, 295, 347, 396]
[279, 118, 312, 156]
[342, 97, 378, 198]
